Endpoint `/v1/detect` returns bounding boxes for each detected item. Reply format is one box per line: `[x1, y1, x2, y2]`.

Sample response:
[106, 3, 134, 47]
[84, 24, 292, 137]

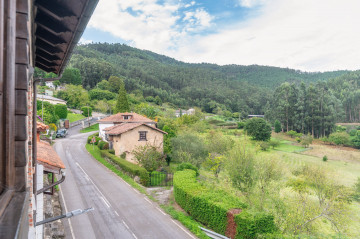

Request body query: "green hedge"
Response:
[97, 140, 109, 150]
[235, 211, 277, 239]
[100, 150, 149, 186]
[174, 170, 247, 235]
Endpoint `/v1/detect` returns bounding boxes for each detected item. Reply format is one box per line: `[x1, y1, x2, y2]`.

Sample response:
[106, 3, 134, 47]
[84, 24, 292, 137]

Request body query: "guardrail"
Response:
[199, 227, 229, 239]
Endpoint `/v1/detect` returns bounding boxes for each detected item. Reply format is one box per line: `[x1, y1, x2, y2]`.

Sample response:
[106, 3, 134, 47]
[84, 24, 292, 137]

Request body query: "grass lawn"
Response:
[67, 112, 85, 123]
[80, 123, 99, 133]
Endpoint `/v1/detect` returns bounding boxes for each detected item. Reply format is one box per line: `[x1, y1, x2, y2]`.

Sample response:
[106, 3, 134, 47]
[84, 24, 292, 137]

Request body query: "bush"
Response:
[268, 139, 280, 149]
[349, 129, 357, 136]
[98, 141, 109, 150]
[323, 155, 328, 162]
[235, 211, 278, 239]
[237, 121, 246, 129]
[54, 104, 68, 119]
[286, 130, 297, 138]
[176, 163, 199, 176]
[301, 134, 313, 148]
[81, 106, 92, 117]
[295, 137, 301, 143]
[274, 120, 281, 133]
[100, 150, 150, 186]
[89, 88, 116, 101]
[87, 133, 99, 144]
[328, 132, 350, 146]
[174, 170, 247, 235]
[109, 149, 115, 155]
[258, 141, 270, 151]
[244, 118, 272, 141]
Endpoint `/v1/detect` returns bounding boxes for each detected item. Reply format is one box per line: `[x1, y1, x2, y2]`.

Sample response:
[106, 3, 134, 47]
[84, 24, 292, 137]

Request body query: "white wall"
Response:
[36, 164, 44, 239]
[99, 123, 114, 141]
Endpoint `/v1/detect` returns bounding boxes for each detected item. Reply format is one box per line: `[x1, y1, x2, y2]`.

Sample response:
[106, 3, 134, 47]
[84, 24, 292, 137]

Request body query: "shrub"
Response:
[97, 141, 109, 150]
[87, 133, 99, 144]
[323, 155, 328, 162]
[109, 149, 115, 155]
[174, 170, 247, 235]
[328, 132, 350, 146]
[274, 120, 281, 133]
[81, 106, 92, 117]
[235, 211, 277, 239]
[100, 150, 149, 186]
[349, 129, 357, 136]
[301, 134, 313, 148]
[237, 121, 246, 129]
[268, 139, 280, 149]
[176, 163, 199, 176]
[258, 141, 270, 151]
[244, 118, 272, 141]
[295, 137, 301, 143]
[286, 130, 297, 138]
[54, 104, 68, 119]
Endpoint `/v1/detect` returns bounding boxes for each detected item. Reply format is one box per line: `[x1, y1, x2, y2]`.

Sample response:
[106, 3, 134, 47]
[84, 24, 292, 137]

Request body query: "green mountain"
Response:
[68, 43, 350, 115]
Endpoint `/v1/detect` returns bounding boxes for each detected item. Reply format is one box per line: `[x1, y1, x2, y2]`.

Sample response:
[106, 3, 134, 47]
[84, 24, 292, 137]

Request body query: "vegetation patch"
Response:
[80, 123, 99, 133]
[67, 112, 85, 123]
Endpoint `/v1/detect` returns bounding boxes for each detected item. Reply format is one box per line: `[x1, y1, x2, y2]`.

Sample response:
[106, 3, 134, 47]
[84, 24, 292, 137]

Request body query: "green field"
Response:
[80, 123, 99, 133]
[67, 112, 85, 123]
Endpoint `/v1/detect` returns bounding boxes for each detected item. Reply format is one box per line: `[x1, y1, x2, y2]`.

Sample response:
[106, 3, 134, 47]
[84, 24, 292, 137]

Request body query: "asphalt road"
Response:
[53, 125, 196, 239]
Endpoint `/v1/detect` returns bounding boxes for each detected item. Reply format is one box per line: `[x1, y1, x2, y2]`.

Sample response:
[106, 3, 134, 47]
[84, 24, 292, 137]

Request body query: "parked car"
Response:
[56, 129, 67, 138]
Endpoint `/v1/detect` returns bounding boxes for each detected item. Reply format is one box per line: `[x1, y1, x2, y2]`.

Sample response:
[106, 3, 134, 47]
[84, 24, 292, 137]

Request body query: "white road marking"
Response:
[76, 162, 112, 207]
[101, 197, 110, 208]
[156, 207, 166, 215]
[114, 211, 119, 216]
[144, 197, 152, 205]
[122, 220, 130, 230]
[132, 232, 138, 239]
[172, 219, 196, 239]
[59, 185, 76, 239]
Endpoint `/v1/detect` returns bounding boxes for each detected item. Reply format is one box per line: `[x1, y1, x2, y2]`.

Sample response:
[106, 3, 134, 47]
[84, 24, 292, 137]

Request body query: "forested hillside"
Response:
[66, 43, 348, 116]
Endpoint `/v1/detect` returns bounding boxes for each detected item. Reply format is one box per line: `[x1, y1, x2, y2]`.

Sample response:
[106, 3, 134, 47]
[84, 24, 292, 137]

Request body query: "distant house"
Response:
[248, 115, 264, 118]
[175, 108, 195, 117]
[104, 123, 167, 163]
[37, 94, 67, 105]
[97, 112, 156, 140]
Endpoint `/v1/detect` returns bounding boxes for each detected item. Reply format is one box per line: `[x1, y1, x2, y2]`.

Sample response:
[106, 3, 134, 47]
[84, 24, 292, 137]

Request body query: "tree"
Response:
[245, 117, 272, 141]
[57, 84, 89, 109]
[81, 106, 92, 117]
[170, 132, 208, 168]
[154, 95, 162, 105]
[301, 134, 313, 148]
[206, 130, 234, 155]
[203, 153, 225, 178]
[115, 80, 130, 113]
[274, 120, 282, 133]
[60, 67, 82, 85]
[96, 80, 110, 91]
[132, 145, 165, 173]
[54, 104, 68, 119]
[108, 76, 123, 93]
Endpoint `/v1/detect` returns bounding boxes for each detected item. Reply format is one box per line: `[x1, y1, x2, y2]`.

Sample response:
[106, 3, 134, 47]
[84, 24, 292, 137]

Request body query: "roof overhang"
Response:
[33, 0, 99, 74]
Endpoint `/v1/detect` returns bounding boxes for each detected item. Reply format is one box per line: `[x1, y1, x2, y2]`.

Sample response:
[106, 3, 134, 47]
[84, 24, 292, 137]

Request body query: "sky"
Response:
[81, 0, 360, 72]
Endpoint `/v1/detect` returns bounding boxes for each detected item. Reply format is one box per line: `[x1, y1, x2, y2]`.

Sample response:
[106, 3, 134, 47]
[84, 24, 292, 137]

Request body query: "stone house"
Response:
[97, 112, 156, 140]
[175, 108, 195, 117]
[104, 123, 167, 163]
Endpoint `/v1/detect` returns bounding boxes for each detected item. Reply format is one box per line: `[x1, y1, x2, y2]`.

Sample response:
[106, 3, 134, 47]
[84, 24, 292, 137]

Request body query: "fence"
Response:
[149, 171, 173, 187]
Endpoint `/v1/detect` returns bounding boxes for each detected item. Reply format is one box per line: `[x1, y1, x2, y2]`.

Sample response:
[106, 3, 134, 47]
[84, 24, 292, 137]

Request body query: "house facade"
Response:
[175, 108, 195, 117]
[98, 112, 156, 140]
[0, 0, 97, 238]
[105, 123, 167, 163]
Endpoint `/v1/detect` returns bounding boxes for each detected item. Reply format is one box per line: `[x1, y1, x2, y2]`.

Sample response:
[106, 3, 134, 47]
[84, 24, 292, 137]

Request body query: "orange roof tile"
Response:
[98, 112, 155, 124]
[37, 122, 49, 132]
[37, 141, 65, 170]
[106, 123, 167, 136]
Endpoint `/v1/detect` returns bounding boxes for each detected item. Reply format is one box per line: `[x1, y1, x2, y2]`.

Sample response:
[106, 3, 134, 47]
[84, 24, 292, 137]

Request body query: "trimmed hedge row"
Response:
[174, 170, 277, 238]
[100, 150, 149, 186]
[235, 211, 277, 238]
[174, 170, 247, 235]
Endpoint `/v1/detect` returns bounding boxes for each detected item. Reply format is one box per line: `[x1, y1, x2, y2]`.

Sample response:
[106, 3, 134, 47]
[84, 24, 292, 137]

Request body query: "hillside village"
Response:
[1, 1, 360, 239]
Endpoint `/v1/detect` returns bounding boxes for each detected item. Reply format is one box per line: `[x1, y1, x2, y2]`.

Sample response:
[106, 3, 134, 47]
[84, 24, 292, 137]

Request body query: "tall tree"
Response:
[115, 80, 130, 113]
[60, 68, 82, 85]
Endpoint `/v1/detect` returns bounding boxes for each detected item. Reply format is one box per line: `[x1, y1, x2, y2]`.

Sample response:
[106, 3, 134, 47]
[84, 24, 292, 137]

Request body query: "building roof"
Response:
[98, 112, 155, 124]
[105, 123, 167, 136]
[34, 0, 99, 74]
[37, 141, 65, 172]
[36, 121, 49, 132]
[36, 94, 67, 103]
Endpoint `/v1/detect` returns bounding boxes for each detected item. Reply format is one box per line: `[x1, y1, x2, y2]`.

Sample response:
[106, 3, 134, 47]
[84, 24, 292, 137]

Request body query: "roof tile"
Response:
[37, 141, 65, 169]
[98, 112, 155, 124]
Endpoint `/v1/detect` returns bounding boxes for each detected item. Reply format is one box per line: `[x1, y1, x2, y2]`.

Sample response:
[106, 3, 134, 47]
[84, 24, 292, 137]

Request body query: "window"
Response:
[123, 115, 131, 120]
[139, 131, 147, 141]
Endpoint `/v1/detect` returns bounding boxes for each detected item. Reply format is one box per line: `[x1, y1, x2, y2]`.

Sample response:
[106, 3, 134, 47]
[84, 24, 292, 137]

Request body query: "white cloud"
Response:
[173, 0, 360, 71]
[88, 0, 360, 71]
[88, 0, 213, 54]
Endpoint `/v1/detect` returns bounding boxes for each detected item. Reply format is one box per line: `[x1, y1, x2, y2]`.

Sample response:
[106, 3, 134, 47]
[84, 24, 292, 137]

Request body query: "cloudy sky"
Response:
[81, 0, 360, 72]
